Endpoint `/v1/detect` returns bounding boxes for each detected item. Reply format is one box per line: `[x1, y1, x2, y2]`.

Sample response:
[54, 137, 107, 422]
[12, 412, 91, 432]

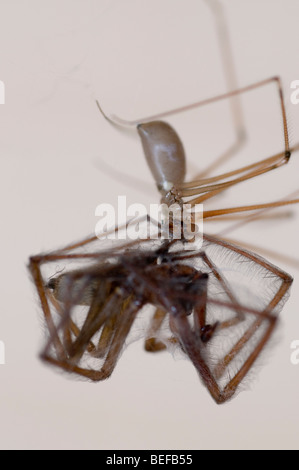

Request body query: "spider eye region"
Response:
[46, 278, 57, 290]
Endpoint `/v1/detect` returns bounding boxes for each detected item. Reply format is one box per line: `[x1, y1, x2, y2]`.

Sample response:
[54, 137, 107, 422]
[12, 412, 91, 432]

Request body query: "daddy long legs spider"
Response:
[28, 0, 299, 404]
[29, 74, 299, 404]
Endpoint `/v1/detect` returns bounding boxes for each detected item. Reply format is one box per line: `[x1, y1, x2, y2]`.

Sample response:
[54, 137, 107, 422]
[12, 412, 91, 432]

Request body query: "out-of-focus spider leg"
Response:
[198, 252, 245, 329]
[97, 0, 246, 181]
[90, 296, 133, 359]
[41, 299, 141, 381]
[29, 220, 159, 378]
[65, 289, 125, 363]
[47, 291, 97, 355]
[144, 308, 168, 352]
[169, 234, 293, 402]
[194, 0, 246, 179]
[202, 197, 299, 219]
[206, 234, 293, 380]
[205, 236, 292, 398]
[92, 309, 120, 358]
[29, 256, 66, 360]
[144, 308, 179, 352]
[172, 308, 277, 404]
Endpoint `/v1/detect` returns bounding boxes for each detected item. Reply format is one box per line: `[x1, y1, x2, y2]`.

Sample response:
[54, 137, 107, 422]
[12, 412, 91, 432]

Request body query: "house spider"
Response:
[29, 0, 299, 403]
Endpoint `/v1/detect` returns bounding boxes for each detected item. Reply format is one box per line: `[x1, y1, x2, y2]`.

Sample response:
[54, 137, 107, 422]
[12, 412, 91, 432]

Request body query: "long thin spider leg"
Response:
[199, 252, 245, 329]
[47, 291, 97, 355]
[183, 232, 294, 294]
[91, 296, 134, 359]
[36, 229, 163, 266]
[212, 262, 293, 380]
[172, 302, 278, 404]
[202, 197, 299, 219]
[144, 308, 179, 352]
[215, 188, 299, 237]
[178, 151, 287, 199]
[203, 233, 293, 379]
[171, 314, 222, 403]
[56, 214, 162, 253]
[144, 308, 168, 352]
[97, 77, 290, 159]
[41, 299, 141, 381]
[213, 316, 264, 380]
[204, 210, 293, 223]
[91, 298, 141, 378]
[41, 272, 99, 361]
[216, 314, 277, 400]
[218, 236, 299, 271]
[181, 146, 299, 207]
[194, 0, 246, 179]
[29, 256, 66, 360]
[193, 277, 208, 332]
[169, 233, 293, 390]
[180, 144, 299, 191]
[67, 290, 125, 363]
[97, 0, 246, 180]
[92, 309, 120, 358]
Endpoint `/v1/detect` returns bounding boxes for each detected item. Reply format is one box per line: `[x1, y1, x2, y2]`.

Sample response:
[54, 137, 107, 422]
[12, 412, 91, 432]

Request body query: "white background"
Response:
[1, 0, 299, 450]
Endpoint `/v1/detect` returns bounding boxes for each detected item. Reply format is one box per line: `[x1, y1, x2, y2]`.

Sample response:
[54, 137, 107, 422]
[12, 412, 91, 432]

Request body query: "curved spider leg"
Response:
[144, 308, 179, 353]
[144, 308, 168, 352]
[41, 298, 141, 381]
[64, 288, 125, 364]
[91, 296, 134, 359]
[213, 235, 292, 386]
[29, 256, 66, 360]
[172, 307, 277, 404]
[47, 290, 97, 356]
[168, 234, 293, 402]
[178, 149, 291, 202]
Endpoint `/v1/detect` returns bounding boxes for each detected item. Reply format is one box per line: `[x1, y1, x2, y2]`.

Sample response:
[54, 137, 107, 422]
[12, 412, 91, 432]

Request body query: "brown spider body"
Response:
[29, 224, 293, 404]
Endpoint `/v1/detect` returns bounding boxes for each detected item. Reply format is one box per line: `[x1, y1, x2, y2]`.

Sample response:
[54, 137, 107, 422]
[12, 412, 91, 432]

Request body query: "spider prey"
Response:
[29, 1, 299, 404]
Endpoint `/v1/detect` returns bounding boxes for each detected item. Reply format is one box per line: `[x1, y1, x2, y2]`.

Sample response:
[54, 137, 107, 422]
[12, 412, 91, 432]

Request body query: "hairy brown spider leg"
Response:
[179, 234, 293, 387]
[144, 308, 168, 352]
[172, 307, 277, 404]
[41, 299, 141, 381]
[29, 256, 66, 360]
[197, 251, 245, 329]
[47, 292, 97, 356]
[66, 289, 125, 363]
[30, 218, 172, 379]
